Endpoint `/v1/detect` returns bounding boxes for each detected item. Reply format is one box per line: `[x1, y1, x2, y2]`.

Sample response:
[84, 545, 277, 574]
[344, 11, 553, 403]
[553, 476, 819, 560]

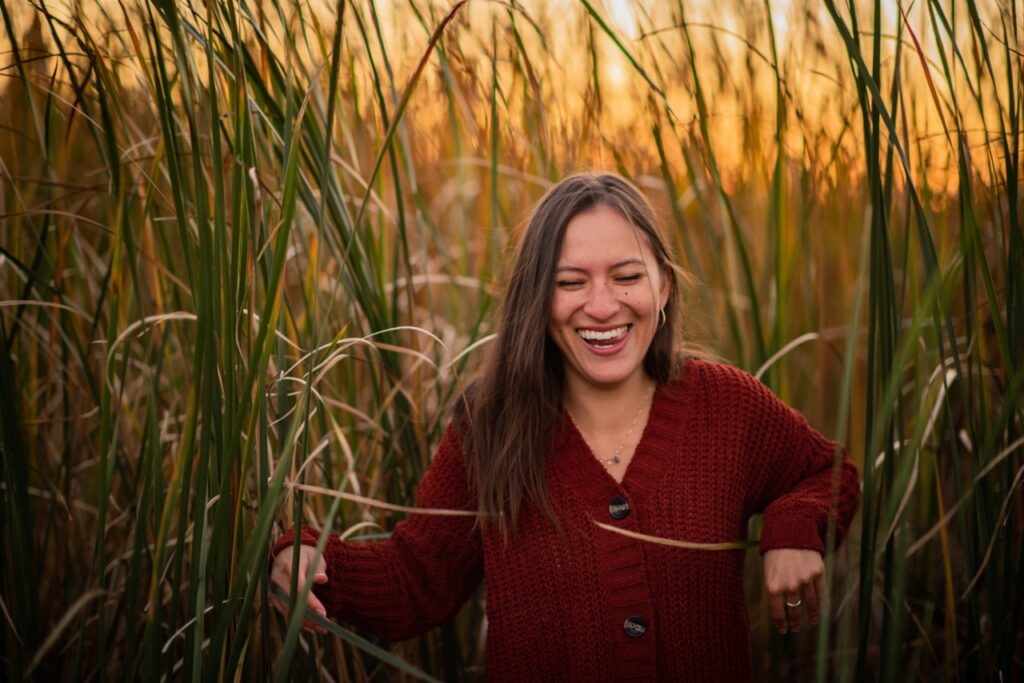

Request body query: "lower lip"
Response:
[579, 328, 631, 356]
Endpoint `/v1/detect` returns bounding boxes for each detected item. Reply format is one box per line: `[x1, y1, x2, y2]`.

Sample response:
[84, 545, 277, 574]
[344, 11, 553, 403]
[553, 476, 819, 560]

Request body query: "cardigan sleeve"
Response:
[723, 367, 861, 556]
[269, 422, 484, 641]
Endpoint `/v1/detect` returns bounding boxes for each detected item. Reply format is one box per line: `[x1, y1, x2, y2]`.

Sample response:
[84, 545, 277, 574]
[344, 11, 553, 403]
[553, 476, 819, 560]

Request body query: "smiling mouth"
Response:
[577, 325, 630, 349]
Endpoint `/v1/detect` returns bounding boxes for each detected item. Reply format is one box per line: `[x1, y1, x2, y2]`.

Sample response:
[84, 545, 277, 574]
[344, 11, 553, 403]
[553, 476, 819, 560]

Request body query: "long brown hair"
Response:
[460, 173, 684, 536]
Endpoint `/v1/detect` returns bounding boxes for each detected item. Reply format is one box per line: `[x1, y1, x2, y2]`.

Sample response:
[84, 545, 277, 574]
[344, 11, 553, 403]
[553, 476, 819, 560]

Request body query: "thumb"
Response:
[314, 557, 328, 584]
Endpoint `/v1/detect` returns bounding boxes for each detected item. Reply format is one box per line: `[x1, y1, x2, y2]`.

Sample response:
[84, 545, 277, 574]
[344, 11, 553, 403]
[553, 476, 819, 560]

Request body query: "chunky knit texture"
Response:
[272, 360, 861, 681]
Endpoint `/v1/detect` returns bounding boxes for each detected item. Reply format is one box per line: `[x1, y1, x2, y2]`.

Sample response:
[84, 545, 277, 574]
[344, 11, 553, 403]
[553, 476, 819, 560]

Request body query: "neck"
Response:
[563, 374, 656, 429]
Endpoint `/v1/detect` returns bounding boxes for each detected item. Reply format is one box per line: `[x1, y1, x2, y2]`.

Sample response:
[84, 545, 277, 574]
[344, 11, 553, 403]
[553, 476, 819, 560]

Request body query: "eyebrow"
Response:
[555, 258, 647, 273]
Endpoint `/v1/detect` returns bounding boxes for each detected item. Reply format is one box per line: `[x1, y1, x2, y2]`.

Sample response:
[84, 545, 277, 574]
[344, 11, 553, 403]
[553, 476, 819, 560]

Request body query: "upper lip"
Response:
[576, 324, 631, 332]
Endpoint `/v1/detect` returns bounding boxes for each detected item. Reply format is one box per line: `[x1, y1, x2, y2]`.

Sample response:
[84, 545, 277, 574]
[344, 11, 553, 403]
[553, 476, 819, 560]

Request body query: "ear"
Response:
[658, 266, 671, 309]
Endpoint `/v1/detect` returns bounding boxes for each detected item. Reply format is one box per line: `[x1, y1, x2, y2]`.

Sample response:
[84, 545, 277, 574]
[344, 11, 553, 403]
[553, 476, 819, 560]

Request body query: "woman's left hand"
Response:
[763, 548, 824, 634]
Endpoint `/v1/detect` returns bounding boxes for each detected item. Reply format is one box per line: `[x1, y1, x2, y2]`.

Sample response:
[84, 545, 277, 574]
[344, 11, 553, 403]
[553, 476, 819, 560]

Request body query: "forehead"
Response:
[558, 205, 655, 263]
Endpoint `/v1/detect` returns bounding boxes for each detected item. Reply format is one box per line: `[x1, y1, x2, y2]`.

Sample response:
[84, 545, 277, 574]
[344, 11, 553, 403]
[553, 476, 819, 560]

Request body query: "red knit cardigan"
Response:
[272, 360, 861, 681]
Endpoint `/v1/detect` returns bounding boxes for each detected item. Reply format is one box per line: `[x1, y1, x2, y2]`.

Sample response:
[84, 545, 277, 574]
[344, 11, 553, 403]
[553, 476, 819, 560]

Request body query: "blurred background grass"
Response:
[0, 0, 1021, 679]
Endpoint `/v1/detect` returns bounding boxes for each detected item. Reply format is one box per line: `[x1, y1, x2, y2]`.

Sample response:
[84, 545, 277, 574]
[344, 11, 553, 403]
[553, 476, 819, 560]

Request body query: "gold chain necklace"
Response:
[568, 386, 654, 467]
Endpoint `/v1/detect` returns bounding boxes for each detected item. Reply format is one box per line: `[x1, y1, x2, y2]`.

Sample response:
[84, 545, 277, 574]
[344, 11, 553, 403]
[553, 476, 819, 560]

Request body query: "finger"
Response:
[271, 590, 327, 635]
[299, 572, 327, 626]
[768, 591, 787, 634]
[814, 574, 826, 621]
[785, 592, 802, 633]
[268, 572, 292, 613]
[269, 578, 299, 616]
[299, 556, 327, 613]
[307, 591, 327, 619]
[302, 615, 327, 634]
[269, 573, 308, 618]
[314, 556, 328, 584]
[803, 581, 820, 626]
[301, 599, 328, 634]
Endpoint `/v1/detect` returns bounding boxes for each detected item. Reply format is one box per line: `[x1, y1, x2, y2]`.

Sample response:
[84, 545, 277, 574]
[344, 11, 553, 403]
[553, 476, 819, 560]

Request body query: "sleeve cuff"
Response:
[759, 514, 824, 555]
[269, 526, 322, 566]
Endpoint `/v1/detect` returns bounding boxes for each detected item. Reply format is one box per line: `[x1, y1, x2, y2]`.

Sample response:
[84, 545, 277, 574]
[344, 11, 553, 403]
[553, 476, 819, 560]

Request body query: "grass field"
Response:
[1, 0, 1021, 679]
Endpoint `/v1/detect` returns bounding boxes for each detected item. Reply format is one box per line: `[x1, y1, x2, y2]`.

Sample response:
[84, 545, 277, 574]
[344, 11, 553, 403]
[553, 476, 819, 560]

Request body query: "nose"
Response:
[582, 280, 620, 320]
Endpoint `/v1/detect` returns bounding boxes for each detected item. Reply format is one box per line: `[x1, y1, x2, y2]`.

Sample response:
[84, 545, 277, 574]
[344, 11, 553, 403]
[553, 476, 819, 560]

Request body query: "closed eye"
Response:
[556, 280, 585, 288]
[616, 273, 644, 284]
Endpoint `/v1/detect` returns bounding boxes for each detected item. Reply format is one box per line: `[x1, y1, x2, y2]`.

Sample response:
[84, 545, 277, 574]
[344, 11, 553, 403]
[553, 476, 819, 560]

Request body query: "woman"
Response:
[270, 173, 861, 680]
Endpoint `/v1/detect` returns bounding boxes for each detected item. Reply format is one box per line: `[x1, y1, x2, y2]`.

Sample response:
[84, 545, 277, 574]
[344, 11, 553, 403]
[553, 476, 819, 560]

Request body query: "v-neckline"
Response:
[567, 387, 659, 486]
[557, 359, 696, 497]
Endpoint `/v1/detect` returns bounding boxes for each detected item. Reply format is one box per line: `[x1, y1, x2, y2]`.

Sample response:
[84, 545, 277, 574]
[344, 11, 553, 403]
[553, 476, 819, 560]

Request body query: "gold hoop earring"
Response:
[658, 307, 667, 329]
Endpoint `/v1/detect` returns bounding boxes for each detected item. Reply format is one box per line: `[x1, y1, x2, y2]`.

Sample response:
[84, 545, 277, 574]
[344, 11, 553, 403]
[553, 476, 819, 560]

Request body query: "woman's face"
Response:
[548, 205, 669, 396]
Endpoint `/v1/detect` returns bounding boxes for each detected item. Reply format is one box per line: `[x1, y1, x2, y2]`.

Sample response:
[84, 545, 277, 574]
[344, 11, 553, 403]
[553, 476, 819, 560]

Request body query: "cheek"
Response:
[549, 293, 572, 324]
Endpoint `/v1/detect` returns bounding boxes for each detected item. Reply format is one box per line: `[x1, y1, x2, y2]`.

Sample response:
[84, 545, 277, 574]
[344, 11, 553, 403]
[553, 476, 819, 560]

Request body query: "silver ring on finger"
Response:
[785, 597, 802, 608]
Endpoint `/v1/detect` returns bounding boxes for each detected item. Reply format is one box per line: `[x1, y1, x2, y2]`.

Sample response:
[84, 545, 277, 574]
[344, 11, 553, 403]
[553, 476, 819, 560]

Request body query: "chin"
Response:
[575, 365, 640, 388]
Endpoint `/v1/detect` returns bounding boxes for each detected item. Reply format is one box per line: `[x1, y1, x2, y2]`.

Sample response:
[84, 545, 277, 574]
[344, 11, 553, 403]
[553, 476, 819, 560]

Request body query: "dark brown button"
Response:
[623, 616, 647, 638]
[609, 497, 630, 519]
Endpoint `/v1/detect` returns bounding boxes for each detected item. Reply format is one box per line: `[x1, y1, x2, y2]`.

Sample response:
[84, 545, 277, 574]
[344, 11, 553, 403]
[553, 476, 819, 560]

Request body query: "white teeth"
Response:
[578, 326, 628, 342]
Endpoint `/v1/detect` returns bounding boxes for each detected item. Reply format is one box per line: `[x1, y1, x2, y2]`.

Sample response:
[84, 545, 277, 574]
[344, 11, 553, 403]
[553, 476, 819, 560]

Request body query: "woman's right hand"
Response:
[269, 544, 330, 634]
